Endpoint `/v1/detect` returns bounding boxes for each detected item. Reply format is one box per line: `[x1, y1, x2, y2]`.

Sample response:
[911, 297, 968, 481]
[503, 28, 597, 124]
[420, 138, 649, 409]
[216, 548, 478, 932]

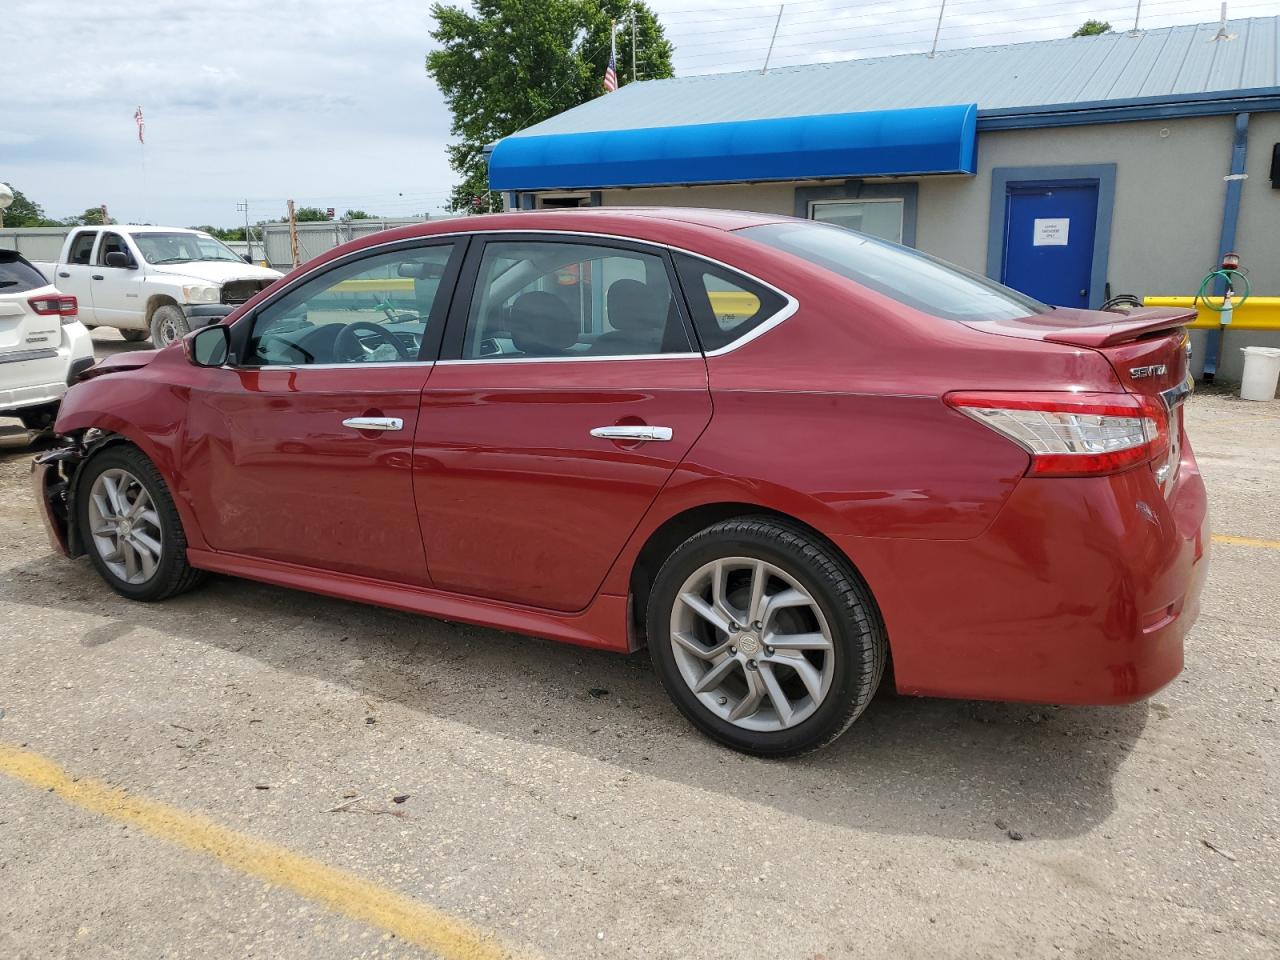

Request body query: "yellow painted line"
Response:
[0, 743, 525, 960]
[1212, 534, 1280, 551]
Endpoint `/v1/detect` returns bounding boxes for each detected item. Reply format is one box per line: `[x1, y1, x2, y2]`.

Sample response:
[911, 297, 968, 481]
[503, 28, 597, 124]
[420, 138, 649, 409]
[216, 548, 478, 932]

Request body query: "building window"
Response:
[808, 198, 905, 244]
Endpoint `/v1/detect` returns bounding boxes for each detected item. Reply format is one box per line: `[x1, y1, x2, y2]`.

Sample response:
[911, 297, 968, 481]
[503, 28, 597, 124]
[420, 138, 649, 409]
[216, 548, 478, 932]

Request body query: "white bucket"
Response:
[1239, 346, 1280, 401]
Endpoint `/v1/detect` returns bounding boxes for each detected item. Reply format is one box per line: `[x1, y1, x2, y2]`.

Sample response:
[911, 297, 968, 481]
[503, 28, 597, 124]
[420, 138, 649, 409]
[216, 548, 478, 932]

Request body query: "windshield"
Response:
[132, 232, 244, 265]
[738, 221, 1049, 323]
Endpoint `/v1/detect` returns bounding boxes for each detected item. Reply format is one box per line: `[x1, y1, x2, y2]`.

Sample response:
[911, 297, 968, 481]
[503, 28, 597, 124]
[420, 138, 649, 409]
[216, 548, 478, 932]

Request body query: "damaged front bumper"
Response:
[31, 439, 90, 558]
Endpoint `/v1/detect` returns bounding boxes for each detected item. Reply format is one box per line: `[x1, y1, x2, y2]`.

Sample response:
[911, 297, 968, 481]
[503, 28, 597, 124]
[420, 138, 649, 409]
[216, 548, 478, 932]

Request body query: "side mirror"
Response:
[242, 254, 253, 263]
[184, 324, 230, 367]
[105, 251, 135, 269]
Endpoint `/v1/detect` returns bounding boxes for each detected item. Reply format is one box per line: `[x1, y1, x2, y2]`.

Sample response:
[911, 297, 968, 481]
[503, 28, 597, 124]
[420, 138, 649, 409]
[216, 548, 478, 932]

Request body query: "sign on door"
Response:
[1032, 218, 1070, 246]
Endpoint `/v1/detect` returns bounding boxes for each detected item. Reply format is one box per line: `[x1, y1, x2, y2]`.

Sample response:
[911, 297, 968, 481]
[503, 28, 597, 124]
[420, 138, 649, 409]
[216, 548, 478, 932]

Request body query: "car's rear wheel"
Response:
[75, 445, 205, 601]
[149, 305, 190, 347]
[647, 517, 885, 756]
[120, 329, 151, 343]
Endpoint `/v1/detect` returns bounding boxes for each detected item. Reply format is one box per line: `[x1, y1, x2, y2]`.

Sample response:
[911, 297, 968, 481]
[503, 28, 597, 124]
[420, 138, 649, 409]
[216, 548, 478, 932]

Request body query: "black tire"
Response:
[120, 329, 151, 343]
[149, 305, 190, 347]
[75, 444, 205, 601]
[647, 517, 886, 757]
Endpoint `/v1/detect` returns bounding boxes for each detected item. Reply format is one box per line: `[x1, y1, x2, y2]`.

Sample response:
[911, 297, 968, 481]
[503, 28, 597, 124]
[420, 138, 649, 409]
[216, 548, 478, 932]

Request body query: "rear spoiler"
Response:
[1041, 307, 1197, 348]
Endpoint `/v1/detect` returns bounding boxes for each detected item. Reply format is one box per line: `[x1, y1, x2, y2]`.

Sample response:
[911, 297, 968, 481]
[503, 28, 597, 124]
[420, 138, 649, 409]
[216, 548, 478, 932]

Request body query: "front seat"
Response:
[507, 291, 579, 356]
[590, 279, 664, 355]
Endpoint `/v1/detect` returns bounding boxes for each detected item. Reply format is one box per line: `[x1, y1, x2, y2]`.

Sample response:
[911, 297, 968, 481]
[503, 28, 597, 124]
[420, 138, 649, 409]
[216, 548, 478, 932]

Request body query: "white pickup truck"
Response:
[34, 226, 282, 347]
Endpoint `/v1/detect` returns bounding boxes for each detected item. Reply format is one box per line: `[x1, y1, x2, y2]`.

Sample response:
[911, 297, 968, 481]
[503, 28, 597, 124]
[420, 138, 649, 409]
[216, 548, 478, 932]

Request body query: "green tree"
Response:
[1, 187, 61, 227]
[189, 224, 247, 241]
[1072, 19, 1112, 37]
[294, 206, 331, 222]
[62, 207, 115, 226]
[343, 209, 376, 219]
[427, 0, 674, 211]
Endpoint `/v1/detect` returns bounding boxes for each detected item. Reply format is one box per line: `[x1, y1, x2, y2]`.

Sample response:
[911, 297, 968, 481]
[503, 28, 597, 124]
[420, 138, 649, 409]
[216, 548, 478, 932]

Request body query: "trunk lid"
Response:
[1, 253, 60, 363]
[962, 305, 1193, 395]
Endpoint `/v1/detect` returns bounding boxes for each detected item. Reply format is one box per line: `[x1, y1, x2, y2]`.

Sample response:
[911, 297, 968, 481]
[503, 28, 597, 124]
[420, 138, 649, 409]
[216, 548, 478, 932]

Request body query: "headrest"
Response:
[606, 279, 664, 334]
[508, 291, 578, 355]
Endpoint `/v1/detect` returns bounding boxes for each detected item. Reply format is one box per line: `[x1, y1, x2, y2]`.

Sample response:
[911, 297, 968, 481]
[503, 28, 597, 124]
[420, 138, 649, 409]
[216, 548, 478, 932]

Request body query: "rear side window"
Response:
[67, 231, 96, 265]
[738, 221, 1048, 323]
[0, 252, 48, 293]
[673, 254, 787, 352]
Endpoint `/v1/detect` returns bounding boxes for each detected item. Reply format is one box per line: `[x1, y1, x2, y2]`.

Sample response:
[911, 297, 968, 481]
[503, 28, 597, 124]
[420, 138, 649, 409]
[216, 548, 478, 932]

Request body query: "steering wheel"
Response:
[333, 320, 413, 362]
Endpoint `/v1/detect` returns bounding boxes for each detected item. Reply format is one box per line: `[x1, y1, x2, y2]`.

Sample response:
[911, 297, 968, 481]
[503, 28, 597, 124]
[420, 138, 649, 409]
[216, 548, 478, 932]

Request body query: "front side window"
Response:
[97, 232, 130, 266]
[809, 198, 905, 244]
[738, 221, 1048, 323]
[463, 239, 690, 360]
[246, 244, 455, 366]
[673, 254, 787, 352]
[133, 232, 244, 265]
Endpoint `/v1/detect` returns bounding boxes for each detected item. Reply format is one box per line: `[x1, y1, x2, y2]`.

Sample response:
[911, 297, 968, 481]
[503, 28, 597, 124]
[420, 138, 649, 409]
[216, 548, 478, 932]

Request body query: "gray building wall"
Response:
[587, 113, 1280, 384]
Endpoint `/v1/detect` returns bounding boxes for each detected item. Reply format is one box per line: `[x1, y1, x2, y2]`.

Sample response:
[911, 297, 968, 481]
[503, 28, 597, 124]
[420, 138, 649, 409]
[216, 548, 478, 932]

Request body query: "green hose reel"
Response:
[1194, 268, 1251, 316]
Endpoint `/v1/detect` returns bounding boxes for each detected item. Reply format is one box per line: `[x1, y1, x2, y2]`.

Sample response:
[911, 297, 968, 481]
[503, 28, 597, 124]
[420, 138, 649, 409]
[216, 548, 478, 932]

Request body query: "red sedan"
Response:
[33, 209, 1208, 756]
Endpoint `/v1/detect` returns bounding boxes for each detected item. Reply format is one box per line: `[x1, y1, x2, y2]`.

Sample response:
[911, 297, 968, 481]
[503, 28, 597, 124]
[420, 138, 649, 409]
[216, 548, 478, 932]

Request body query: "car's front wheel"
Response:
[149, 305, 190, 347]
[647, 517, 885, 756]
[75, 444, 205, 601]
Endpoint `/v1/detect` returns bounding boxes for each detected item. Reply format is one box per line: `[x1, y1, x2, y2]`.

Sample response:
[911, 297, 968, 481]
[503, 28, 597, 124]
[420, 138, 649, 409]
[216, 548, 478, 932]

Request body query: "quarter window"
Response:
[463, 240, 690, 359]
[246, 244, 455, 366]
[673, 254, 787, 352]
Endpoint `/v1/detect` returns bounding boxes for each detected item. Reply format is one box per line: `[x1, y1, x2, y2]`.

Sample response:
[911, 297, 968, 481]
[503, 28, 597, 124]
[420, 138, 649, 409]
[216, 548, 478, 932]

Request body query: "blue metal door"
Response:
[1001, 180, 1098, 308]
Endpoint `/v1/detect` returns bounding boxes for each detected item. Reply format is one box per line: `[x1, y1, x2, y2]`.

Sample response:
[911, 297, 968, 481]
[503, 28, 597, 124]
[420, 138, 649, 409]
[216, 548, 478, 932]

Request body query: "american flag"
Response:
[134, 106, 145, 145]
[603, 28, 618, 93]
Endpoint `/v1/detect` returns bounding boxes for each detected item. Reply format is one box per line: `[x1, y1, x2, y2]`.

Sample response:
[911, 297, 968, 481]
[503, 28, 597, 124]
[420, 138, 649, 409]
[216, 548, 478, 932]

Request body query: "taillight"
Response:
[945, 391, 1169, 478]
[28, 294, 79, 324]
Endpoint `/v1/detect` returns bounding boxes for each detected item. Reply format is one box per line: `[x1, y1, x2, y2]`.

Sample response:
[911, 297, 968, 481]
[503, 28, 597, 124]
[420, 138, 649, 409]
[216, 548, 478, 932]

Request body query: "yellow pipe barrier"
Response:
[1143, 296, 1280, 332]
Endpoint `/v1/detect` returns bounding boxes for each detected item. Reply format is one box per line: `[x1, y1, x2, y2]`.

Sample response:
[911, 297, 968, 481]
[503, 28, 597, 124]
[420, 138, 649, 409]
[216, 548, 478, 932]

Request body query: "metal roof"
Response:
[511, 17, 1280, 138]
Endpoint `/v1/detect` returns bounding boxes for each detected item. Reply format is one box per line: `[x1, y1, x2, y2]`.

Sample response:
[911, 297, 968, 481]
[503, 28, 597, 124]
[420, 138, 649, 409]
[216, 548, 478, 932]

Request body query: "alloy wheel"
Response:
[87, 468, 164, 584]
[669, 557, 836, 732]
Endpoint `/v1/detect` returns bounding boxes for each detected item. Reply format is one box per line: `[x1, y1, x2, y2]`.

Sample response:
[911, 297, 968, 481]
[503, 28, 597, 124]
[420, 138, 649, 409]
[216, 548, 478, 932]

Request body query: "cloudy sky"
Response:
[3, 0, 1271, 227]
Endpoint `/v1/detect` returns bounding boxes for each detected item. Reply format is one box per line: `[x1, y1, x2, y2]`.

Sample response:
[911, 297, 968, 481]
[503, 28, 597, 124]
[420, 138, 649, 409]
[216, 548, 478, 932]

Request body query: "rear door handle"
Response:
[58, 271, 71, 278]
[342, 417, 403, 432]
[92, 274, 104, 280]
[590, 425, 673, 442]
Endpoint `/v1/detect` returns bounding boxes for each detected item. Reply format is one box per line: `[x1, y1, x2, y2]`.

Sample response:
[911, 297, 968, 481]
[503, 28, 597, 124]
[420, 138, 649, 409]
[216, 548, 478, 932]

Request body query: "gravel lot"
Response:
[1, 332, 1277, 959]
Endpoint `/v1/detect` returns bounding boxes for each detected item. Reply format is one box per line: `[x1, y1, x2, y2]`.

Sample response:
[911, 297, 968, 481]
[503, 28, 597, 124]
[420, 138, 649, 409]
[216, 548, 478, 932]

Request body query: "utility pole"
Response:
[631, 4, 637, 82]
[237, 200, 252, 262]
[99, 204, 109, 225]
[761, 4, 784, 75]
[928, 0, 947, 58]
[287, 199, 300, 268]
[1129, 0, 1143, 34]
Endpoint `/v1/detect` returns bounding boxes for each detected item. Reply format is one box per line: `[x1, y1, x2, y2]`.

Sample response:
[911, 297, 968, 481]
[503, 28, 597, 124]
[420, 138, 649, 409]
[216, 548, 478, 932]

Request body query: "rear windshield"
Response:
[738, 221, 1049, 323]
[0, 251, 48, 294]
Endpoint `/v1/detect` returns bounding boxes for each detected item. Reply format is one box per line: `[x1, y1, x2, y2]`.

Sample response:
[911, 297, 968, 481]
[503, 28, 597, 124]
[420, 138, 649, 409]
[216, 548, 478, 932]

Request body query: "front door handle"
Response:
[342, 416, 403, 432]
[58, 271, 71, 278]
[590, 425, 673, 442]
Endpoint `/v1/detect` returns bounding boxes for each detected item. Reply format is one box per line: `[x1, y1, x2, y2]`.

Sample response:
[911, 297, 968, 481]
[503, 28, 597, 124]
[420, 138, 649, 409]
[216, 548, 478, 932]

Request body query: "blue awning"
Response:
[489, 104, 978, 191]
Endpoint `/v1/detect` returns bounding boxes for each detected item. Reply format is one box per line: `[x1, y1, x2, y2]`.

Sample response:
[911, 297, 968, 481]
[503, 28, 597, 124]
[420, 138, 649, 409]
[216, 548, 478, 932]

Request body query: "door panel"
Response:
[1001, 181, 1099, 308]
[181, 240, 463, 586]
[413, 358, 712, 611]
[91, 232, 149, 327]
[56, 230, 101, 323]
[186, 365, 433, 584]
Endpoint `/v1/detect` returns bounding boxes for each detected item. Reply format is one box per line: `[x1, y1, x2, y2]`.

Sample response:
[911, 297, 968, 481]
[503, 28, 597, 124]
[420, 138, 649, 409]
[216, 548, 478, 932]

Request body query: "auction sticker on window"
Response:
[1033, 218, 1070, 246]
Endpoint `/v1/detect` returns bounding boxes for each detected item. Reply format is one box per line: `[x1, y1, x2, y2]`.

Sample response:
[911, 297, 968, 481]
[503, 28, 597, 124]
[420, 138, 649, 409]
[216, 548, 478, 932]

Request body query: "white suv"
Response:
[0, 250, 94, 430]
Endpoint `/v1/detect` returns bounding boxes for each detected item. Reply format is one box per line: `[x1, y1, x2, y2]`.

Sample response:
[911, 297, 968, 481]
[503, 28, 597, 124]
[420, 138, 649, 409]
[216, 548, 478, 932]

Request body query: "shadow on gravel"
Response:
[5, 552, 1149, 844]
